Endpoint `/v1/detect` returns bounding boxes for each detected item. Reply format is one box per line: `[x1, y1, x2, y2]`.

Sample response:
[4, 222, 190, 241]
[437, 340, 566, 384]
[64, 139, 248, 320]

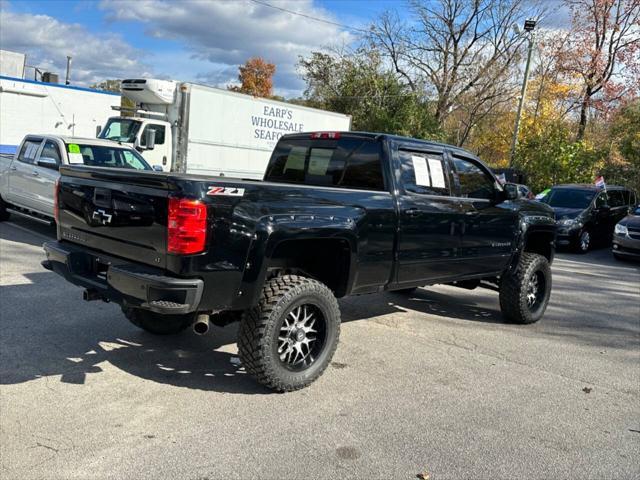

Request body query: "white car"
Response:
[0, 134, 155, 223]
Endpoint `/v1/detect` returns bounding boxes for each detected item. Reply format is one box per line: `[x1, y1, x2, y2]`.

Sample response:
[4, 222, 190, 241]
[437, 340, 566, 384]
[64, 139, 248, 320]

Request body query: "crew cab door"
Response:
[5, 137, 44, 212]
[449, 154, 517, 276]
[30, 139, 62, 215]
[394, 147, 462, 285]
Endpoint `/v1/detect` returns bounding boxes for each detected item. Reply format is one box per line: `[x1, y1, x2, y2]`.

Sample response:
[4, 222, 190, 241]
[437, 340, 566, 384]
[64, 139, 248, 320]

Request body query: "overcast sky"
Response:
[0, 0, 570, 96]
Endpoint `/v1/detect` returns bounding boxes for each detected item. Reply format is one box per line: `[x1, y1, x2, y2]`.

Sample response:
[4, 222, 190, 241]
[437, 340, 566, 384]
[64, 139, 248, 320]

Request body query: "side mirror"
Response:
[96, 125, 102, 138]
[503, 183, 519, 201]
[152, 165, 163, 172]
[37, 157, 59, 170]
[144, 129, 156, 150]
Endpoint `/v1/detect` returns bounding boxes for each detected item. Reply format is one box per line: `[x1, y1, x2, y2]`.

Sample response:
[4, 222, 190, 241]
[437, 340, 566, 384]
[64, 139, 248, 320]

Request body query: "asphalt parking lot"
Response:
[1, 218, 638, 480]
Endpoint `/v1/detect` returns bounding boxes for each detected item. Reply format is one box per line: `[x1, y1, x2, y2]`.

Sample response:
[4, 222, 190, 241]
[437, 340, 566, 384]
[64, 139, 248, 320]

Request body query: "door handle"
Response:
[405, 208, 420, 217]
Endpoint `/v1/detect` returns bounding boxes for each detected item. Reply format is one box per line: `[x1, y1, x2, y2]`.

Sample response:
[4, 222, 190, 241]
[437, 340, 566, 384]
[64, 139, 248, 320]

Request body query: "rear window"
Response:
[265, 137, 385, 191]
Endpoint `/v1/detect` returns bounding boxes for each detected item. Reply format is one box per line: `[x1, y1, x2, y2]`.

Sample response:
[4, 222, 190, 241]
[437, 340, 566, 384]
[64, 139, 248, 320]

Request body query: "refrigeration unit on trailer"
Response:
[0, 75, 120, 156]
[98, 78, 352, 178]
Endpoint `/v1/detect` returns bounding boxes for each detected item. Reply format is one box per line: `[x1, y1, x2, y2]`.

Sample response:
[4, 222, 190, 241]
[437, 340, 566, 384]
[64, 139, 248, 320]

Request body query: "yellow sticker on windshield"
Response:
[68, 143, 80, 154]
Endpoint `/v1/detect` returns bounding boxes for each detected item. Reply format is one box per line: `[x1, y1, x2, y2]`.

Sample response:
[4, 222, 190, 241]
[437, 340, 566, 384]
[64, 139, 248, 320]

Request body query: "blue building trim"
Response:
[0, 144, 18, 155]
[0, 75, 120, 97]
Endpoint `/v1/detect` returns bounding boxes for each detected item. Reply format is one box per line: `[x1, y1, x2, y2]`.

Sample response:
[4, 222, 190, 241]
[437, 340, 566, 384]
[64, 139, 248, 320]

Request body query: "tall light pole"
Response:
[509, 19, 536, 167]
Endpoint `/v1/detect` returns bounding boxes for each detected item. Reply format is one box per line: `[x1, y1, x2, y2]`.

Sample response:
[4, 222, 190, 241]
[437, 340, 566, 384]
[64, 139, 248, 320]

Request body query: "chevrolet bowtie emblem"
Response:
[92, 209, 113, 225]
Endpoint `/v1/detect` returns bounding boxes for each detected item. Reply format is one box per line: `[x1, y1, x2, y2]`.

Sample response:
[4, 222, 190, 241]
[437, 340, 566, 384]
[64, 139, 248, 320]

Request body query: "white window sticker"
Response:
[68, 153, 84, 164]
[412, 155, 431, 187]
[25, 143, 38, 159]
[428, 158, 446, 189]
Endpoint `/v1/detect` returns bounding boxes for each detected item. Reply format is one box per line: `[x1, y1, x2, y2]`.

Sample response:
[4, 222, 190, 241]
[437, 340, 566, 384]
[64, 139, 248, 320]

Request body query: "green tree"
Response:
[298, 49, 441, 140]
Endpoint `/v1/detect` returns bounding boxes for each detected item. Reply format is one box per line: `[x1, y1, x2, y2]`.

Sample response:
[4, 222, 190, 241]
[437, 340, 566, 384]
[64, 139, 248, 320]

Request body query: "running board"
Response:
[6, 208, 55, 226]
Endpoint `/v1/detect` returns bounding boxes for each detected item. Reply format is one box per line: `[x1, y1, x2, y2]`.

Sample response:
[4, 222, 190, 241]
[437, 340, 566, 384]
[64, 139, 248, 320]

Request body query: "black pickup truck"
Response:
[43, 132, 556, 391]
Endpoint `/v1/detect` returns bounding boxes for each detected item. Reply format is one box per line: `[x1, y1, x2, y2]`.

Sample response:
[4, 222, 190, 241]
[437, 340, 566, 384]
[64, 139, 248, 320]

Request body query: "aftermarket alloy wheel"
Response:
[499, 253, 551, 324]
[123, 307, 195, 335]
[238, 275, 341, 392]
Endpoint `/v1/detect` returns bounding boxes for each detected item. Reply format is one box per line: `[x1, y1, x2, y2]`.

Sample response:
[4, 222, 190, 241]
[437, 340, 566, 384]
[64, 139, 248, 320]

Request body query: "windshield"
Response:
[99, 118, 141, 143]
[66, 143, 151, 170]
[542, 189, 595, 209]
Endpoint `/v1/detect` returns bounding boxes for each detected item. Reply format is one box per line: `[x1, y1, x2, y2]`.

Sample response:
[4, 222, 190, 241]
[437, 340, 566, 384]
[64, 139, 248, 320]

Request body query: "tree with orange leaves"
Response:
[229, 57, 276, 98]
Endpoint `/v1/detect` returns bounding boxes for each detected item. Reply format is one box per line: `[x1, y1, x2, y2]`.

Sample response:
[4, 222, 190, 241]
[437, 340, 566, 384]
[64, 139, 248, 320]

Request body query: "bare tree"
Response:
[370, 0, 539, 145]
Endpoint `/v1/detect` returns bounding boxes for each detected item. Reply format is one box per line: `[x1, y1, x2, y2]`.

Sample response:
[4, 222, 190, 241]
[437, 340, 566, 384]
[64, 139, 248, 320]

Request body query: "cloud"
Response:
[100, 0, 353, 94]
[0, 4, 152, 86]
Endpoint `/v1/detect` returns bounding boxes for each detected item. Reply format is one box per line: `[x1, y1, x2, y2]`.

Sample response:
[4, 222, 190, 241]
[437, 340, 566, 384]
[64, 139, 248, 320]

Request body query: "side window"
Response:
[631, 191, 637, 206]
[595, 192, 608, 208]
[340, 141, 385, 191]
[40, 141, 61, 164]
[141, 124, 165, 146]
[608, 190, 625, 208]
[17, 139, 42, 164]
[264, 138, 385, 191]
[399, 150, 450, 196]
[451, 156, 495, 200]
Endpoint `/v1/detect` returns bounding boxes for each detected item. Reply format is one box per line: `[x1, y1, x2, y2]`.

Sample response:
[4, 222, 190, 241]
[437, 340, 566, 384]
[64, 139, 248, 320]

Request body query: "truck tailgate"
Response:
[57, 166, 173, 269]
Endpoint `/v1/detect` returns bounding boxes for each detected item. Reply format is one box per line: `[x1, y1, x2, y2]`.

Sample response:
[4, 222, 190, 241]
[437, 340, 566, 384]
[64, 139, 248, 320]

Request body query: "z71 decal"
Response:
[207, 186, 245, 197]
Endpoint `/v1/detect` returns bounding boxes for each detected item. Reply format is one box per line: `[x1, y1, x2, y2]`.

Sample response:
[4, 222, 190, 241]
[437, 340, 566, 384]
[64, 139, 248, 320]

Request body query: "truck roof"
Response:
[25, 134, 134, 148]
[281, 131, 481, 159]
[552, 184, 627, 191]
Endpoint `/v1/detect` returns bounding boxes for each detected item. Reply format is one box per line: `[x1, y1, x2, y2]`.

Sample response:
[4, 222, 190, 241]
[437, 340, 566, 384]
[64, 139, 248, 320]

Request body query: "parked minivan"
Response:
[541, 184, 637, 252]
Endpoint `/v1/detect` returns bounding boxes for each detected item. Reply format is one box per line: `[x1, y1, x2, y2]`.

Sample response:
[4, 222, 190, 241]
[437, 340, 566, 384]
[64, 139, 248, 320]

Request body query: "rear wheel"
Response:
[238, 275, 341, 392]
[123, 307, 195, 335]
[499, 253, 551, 324]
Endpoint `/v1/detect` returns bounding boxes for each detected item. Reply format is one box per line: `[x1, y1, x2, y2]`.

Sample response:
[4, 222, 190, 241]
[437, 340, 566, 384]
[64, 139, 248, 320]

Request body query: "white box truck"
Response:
[98, 79, 352, 178]
[0, 75, 120, 156]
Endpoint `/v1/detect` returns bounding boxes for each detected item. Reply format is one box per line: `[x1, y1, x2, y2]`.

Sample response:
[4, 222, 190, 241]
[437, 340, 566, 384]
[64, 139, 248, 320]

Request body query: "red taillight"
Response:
[310, 131, 341, 140]
[167, 197, 207, 255]
[53, 178, 60, 223]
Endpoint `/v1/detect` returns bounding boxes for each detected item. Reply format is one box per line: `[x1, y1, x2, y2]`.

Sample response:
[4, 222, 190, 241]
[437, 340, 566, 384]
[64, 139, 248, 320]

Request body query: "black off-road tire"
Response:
[499, 253, 551, 324]
[237, 275, 341, 392]
[123, 307, 195, 335]
[0, 196, 10, 221]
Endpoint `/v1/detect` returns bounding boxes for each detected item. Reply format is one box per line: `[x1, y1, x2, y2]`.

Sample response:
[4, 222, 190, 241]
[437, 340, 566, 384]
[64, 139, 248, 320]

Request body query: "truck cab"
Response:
[99, 116, 172, 171]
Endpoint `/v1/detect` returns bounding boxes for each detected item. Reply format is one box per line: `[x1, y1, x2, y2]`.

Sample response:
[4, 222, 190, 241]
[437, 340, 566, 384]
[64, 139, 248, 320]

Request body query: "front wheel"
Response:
[499, 253, 552, 324]
[574, 229, 591, 253]
[123, 307, 195, 335]
[238, 275, 341, 392]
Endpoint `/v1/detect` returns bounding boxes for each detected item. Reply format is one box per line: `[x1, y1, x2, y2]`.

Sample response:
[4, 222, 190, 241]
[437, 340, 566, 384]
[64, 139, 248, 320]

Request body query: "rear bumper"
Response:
[42, 241, 204, 314]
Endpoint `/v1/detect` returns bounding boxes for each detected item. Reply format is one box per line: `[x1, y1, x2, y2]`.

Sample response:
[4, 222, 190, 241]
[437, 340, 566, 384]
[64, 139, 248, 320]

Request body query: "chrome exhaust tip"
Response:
[193, 314, 210, 335]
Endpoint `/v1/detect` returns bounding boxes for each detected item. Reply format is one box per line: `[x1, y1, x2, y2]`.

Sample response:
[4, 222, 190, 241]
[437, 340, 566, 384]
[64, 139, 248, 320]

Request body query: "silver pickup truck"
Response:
[0, 135, 154, 224]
